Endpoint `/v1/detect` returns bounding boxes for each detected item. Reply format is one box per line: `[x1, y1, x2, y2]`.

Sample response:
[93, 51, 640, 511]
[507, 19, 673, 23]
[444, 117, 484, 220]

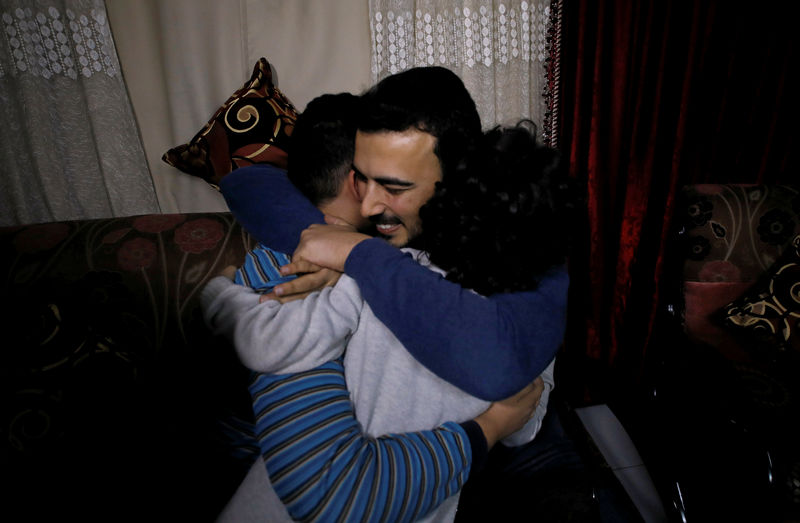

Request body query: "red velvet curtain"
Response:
[555, 0, 798, 401]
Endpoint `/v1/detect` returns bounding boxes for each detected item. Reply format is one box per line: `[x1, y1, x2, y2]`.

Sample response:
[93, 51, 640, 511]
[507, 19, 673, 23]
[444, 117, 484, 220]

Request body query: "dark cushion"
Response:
[163, 57, 298, 189]
[720, 233, 800, 357]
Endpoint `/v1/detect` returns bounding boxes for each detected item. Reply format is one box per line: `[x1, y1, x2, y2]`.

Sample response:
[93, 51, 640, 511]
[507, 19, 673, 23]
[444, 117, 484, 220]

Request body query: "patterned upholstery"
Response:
[673, 185, 800, 520]
[1, 213, 257, 518]
[679, 185, 800, 359]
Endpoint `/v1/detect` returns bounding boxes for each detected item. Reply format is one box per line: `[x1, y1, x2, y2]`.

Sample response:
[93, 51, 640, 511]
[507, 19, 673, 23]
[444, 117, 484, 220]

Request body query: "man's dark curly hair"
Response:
[288, 93, 359, 206]
[418, 122, 581, 296]
[357, 67, 482, 176]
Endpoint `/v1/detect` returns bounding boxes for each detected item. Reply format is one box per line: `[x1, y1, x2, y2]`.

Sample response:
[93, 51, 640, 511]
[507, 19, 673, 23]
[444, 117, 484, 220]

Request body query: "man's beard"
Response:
[368, 213, 424, 249]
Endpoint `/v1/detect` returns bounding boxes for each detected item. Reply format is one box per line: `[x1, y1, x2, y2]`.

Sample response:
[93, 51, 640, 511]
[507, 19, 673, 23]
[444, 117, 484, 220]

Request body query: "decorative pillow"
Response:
[720, 233, 800, 356]
[678, 185, 800, 357]
[163, 57, 298, 188]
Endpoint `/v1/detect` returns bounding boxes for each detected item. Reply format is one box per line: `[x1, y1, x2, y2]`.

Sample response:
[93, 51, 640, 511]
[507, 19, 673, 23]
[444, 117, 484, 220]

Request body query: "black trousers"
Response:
[454, 406, 640, 522]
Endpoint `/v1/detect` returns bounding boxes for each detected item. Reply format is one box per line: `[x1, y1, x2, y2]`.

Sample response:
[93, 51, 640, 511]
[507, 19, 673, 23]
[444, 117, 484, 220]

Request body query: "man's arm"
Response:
[346, 240, 568, 401]
[220, 165, 324, 253]
[249, 359, 544, 522]
[206, 246, 546, 519]
[291, 226, 568, 402]
[222, 171, 568, 401]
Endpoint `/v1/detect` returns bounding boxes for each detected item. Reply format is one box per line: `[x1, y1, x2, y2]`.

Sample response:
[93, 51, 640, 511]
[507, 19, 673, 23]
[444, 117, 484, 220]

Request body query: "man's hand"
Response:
[259, 259, 342, 304]
[293, 224, 372, 272]
[473, 377, 545, 449]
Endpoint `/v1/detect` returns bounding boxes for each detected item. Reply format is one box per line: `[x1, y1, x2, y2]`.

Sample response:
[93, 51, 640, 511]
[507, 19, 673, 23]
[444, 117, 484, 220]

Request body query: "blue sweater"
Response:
[220, 165, 569, 401]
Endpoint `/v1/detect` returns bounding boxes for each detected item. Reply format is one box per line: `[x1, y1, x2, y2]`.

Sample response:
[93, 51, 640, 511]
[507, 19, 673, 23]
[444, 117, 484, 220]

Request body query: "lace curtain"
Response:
[369, 0, 559, 143]
[0, 0, 158, 227]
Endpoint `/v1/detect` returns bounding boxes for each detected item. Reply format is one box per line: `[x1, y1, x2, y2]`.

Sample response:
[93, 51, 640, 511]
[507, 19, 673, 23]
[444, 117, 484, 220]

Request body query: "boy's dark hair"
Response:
[419, 121, 583, 296]
[288, 93, 359, 206]
[357, 67, 482, 177]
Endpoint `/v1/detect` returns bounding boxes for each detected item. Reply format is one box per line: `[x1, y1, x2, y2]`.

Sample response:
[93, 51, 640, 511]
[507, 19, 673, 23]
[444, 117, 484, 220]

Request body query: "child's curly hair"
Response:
[418, 121, 582, 296]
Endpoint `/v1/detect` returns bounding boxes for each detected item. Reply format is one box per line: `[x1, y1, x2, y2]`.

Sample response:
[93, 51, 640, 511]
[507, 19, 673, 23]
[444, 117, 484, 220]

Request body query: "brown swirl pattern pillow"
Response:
[722, 234, 800, 356]
[163, 57, 298, 188]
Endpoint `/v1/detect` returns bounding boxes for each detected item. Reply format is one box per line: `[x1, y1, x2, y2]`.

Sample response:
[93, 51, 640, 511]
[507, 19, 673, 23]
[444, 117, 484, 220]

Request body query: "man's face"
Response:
[353, 129, 442, 247]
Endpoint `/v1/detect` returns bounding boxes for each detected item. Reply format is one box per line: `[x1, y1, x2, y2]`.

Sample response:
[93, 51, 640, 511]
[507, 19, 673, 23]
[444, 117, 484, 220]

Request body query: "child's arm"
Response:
[200, 274, 362, 374]
[221, 169, 568, 401]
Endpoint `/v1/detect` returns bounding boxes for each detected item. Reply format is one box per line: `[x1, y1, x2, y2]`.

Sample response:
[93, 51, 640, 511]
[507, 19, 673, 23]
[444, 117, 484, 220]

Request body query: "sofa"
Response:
[634, 184, 800, 522]
[1, 56, 296, 521]
[1, 213, 259, 520]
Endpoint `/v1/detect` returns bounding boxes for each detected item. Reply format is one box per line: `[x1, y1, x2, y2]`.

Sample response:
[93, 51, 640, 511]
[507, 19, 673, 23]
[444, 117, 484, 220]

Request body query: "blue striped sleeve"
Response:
[234, 243, 296, 294]
[249, 359, 471, 522]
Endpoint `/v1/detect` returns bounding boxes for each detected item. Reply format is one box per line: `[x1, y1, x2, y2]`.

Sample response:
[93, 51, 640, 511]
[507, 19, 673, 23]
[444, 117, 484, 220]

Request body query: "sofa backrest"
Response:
[0, 212, 258, 517]
[678, 185, 799, 360]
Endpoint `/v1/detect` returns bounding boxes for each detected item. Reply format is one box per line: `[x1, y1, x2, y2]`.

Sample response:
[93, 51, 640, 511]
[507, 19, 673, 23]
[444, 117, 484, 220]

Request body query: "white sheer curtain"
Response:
[369, 0, 555, 138]
[0, 0, 159, 226]
[105, 0, 372, 215]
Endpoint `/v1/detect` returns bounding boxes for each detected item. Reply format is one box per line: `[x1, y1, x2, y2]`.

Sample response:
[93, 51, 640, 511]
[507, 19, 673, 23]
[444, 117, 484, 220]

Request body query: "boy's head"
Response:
[287, 92, 367, 229]
[353, 67, 482, 247]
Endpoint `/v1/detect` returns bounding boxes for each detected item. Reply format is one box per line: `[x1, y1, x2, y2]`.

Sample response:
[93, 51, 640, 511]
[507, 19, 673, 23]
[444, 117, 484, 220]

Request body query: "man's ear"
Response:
[347, 169, 362, 202]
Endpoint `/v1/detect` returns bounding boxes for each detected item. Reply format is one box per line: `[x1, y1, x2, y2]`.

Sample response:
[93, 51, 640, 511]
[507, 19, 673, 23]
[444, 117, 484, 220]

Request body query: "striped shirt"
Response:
[250, 358, 471, 522]
[230, 244, 480, 521]
[234, 243, 296, 293]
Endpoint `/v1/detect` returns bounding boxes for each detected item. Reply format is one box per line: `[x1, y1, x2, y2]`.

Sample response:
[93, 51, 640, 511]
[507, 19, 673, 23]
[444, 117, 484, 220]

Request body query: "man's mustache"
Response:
[369, 213, 403, 227]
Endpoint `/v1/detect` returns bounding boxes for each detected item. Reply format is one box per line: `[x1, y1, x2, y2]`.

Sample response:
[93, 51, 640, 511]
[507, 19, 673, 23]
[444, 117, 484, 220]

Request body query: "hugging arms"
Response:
[203, 222, 549, 521]
[220, 165, 568, 401]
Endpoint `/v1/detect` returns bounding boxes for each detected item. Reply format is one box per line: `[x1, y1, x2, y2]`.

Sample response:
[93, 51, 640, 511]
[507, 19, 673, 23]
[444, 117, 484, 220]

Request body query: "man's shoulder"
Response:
[399, 247, 423, 258]
[399, 248, 448, 277]
[219, 164, 289, 193]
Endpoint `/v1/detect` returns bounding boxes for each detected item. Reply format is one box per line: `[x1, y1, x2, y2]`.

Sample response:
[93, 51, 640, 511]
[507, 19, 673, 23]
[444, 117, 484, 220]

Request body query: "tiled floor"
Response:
[575, 404, 669, 523]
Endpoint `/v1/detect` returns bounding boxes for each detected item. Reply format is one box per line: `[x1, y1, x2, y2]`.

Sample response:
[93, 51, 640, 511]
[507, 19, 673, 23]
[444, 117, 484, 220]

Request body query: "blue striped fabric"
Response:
[235, 243, 296, 293]
[220, 243, 296, 461]
[212, 244, 295, 465]
[249, 358, 471, 522]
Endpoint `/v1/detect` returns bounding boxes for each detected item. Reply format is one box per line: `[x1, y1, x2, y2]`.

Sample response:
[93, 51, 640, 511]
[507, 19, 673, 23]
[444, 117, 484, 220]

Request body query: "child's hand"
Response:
[219, 265, 237, 280]
[259, 259, 341, 304]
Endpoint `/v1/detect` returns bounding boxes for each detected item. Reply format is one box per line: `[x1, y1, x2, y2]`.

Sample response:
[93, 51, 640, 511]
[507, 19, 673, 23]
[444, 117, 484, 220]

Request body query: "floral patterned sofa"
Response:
[639, 185, 800, 523]
[1, 213, 258, 520]
[0, 55, 297, 519]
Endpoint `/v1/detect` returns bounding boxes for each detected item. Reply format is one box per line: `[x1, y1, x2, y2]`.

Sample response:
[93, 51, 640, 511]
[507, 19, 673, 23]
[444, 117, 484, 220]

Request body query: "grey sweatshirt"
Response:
[201, 250, 555, 522]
